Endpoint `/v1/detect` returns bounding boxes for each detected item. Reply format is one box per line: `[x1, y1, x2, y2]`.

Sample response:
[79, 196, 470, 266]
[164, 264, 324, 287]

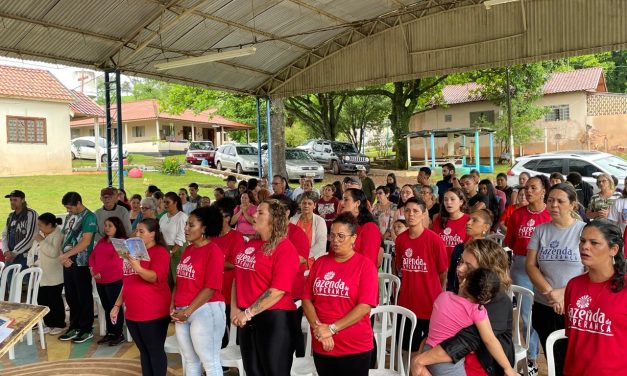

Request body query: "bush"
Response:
[159, 157, 183, 176]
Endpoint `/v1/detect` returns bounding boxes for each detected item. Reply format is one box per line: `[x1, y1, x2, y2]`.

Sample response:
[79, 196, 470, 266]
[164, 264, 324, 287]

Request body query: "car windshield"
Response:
[594, 156, 627, 178]
[189, 142, 213, 150]
[236, 146, 257, 155]
[286, 150, 312, 160]
[331, 142, 357, 154]
[96, 139, 117, 147]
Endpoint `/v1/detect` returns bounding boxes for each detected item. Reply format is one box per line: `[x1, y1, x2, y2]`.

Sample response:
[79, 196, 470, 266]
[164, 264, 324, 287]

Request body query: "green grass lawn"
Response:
[72, 153, 186, 169]
[0, 170, 223, 220]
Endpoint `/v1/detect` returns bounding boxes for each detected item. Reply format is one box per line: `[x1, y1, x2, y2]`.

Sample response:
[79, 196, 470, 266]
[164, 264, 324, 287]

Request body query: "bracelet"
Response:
[114, 304, 121, 308]
[244, 308, 254, 320]
[183, 311, 190, 318]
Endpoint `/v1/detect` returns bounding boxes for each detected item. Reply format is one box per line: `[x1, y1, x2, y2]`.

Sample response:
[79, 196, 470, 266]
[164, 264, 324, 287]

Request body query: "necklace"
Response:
[527, 204, 546, 214]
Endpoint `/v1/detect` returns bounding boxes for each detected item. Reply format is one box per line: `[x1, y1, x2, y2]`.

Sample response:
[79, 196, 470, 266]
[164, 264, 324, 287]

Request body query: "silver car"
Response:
[214, 144, 259, 174]
[264, 148, 325, 181]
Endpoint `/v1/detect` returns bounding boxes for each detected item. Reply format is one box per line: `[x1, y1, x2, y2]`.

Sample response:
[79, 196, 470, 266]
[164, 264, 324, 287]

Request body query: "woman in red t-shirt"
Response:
[303, 212, 378, 376]
[231, 199, 300, 376]
[111, 218, 171, 376]
[341, 188, 382, 268]
[88, 216, 126, 345]
[171, 206, 226, 376]
[432, 188, 470, 258]
[564, 220, 627, 376]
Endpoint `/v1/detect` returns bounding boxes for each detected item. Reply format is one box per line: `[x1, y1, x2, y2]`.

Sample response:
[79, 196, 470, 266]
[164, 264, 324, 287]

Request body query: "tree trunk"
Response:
[269, 97, 287, 179]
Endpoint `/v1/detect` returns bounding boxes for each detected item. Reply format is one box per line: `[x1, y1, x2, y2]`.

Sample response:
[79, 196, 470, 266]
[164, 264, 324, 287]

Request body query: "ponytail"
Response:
[584, 219, 625, 292]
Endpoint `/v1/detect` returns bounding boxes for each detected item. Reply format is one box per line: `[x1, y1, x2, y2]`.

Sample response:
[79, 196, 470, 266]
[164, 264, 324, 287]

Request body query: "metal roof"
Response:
[0, 0, 624, 97]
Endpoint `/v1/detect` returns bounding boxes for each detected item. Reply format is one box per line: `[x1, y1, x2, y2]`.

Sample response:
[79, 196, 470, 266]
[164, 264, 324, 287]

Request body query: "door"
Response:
[534, 158, 565, 175]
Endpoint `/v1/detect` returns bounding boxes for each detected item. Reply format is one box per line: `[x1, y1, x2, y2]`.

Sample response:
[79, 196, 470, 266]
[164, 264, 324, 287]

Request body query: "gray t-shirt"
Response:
[528, 220, 586, 306]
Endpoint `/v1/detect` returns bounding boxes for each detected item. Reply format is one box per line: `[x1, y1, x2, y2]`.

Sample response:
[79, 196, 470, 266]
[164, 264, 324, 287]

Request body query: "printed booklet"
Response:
[111, 238, 151, 261]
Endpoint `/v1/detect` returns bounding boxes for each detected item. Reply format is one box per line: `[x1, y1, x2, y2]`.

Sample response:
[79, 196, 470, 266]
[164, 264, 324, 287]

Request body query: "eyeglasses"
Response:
[329, 232, 352, 241]
[140, 206, 153, 211]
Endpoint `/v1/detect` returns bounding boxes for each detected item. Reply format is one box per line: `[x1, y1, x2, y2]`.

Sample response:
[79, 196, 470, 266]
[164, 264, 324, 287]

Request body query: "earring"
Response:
[481, 231, 487, 236]
[612, 256, 616, 265]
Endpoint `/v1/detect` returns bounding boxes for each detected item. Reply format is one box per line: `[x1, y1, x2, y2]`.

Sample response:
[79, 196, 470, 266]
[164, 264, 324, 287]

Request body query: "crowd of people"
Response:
[1, 164, 626, 376]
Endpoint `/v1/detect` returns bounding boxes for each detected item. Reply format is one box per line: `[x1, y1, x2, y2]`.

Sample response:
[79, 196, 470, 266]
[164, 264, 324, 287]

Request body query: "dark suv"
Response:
[297, 140, 370, 174]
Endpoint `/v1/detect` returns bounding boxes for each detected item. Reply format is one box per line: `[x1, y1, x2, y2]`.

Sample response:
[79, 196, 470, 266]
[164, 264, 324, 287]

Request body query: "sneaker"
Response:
[50, 327, 65, 335]
[97, 333, 115, 345]
[72, 331, 94, 344]
[527, 361, 539, 376]
[108, 334, 125, 346]
[42, 326, 52, 334]
[59, 328, 79, 341]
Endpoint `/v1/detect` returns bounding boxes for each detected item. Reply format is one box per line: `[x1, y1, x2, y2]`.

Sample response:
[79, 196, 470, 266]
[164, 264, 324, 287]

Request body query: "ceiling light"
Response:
[154, 47, 257, 70]
[484, 0, 519, 9]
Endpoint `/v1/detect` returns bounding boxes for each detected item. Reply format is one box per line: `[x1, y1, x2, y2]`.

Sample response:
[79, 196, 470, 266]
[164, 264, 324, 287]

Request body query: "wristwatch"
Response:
[329, 323, 339, 335]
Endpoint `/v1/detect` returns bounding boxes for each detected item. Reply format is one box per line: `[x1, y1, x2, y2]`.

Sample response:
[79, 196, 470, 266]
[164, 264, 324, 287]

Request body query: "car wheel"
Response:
[332, 160, 340, 175]
[101, 154, 108, 163]
[71, 152, 76, 160]
[236, 163, 243, 174]
[216, 161, 223, 170]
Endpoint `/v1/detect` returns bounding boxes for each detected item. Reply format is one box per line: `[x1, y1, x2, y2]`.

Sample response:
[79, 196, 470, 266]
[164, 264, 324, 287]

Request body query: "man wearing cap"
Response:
[224, 175, 239, 201]
[356, 165, 376, 204]
[94, 187, 132, 242]
[2, 190, 38, 271]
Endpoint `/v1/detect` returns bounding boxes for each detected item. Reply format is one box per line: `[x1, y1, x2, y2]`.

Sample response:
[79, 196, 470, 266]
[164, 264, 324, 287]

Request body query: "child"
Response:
[315, 184, 340, 233]
[391, 219, 408, 241]
[423, 268, 517, 376]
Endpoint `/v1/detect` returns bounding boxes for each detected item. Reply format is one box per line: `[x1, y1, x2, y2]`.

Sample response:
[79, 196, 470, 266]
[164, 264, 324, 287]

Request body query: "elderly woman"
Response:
[412, 239, 514, 376]
[132, 197, 157, 232]
[159, 192, 188, 288]
[303, 212, 378, 376]
[587, 173, 621, 220]
[291, 191, 327, 259]
[372, 185, 397, 239]
[418, 185, 440, 222]
[563, 219, 627, 375]
[608, 176, 627, 233]
[231, 200, 300, 376]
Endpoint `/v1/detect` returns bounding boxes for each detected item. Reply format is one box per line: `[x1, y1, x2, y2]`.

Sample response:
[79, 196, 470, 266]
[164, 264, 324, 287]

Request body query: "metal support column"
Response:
[489, 133, 494, 172]
[104, 71, 113, 186]
[429, 133, 436, 169]
[256, 97, 262, 177]
[115, 70, 124, 189]
[266, 97, 273, 179]
[474, 130, 480, 171]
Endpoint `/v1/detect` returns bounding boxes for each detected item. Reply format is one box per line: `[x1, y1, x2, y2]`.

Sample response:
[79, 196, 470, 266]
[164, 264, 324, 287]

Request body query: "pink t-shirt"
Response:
[426, 291, 488, 348]
[235, 204, 257, 236]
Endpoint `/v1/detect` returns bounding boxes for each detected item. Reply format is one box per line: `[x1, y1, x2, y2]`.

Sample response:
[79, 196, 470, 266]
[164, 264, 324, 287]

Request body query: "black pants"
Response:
[63, 265, 94, 332]
[314, 350, 371, 376]
[238, 309, 295, 376]
[96, 280, 124, 336]
[126, 316, 170, 376]
[293, 302, 305, 357]
[38, 283, 66, 328]
[532, 302, 567, 376]
[222, 304, 231, 348]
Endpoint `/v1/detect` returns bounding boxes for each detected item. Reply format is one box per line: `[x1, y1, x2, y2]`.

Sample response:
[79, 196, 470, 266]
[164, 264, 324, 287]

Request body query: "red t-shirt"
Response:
[394, 229, 448, 319]
[174, 242, 225, 307]
[354, 222, 381, 267]
[89, 238, 123, 284]
[212, 230, 246, 305]
[503, 206, 550, 256]
[316, 197, 340, 232]
[431, 214, 469, 258]
[564, 274, 627, 376]
[122, 245, 171, 321]
[288, 223, 311, 300]
[303, 252, 378, 356]
[234, 238, 299, 310]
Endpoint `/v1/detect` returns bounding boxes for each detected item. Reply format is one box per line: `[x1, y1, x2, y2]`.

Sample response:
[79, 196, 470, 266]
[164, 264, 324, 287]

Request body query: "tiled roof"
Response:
[70, 99, 252, 129]
[70, 90, 104, 117]
[440, 67, 606, 106]
[0, 65, 75, 103]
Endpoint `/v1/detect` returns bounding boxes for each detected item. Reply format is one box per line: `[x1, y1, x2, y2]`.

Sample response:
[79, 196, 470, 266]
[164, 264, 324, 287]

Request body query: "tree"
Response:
[284, 92, 348, 140]
[340, 95, 390, 152]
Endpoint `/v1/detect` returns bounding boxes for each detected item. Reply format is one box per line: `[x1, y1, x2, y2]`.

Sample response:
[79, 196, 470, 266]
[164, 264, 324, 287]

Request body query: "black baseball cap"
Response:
[5, 190, 25, 199]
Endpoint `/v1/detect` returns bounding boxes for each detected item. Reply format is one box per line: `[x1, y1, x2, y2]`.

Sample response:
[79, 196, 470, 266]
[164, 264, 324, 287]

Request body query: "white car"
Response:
[71, 137, 128, 162]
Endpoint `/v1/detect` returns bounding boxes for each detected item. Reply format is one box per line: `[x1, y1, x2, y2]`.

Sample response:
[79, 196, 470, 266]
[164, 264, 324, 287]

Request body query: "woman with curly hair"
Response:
[231, 199, 300, 376]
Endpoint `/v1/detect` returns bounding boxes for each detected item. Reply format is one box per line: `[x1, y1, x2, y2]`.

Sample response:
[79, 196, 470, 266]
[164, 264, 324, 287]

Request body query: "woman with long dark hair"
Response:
[386, 173, 400, 204]
[231, 190, 257, 239]
[431, 187, 469, 257]
[159, 191, 188, 287]
[341, 188, 381, 267]
[393, 184, 416, 222]
[478, 179, 503, 233]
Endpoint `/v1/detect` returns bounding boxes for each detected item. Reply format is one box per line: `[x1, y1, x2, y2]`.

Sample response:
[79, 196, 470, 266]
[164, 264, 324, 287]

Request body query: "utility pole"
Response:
[506, 67, 515, 166]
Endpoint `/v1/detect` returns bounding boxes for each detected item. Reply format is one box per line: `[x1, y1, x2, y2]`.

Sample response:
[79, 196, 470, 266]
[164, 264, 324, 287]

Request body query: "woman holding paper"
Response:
[111, 218, 171, 376]
[88, 216, 126, 346]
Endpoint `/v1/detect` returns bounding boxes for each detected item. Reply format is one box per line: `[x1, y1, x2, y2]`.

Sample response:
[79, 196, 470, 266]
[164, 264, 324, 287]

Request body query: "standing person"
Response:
[566, 172, 594, 210]
[231, 191, 257, 239]
[117, 188, 131, 211]
[499, 188, 528, 233]
[461, 175, 489, 211]
[316, 184, 340, 233]
[291, 191, 327, 259]
[496, 173, 514, 206]
[129, 194, 142, 230]
[188, 183, 202, 208]
[153, 191, 167, 219]
[132, 197, 157, 232]
[526, 183, 586, 376]
[231, 200, 300, 376]
[224, 176, 239, 201]
[356, 166, 376, 204]
[293, 178, 317, 202]
[201, 196, 211, 207]
[479, 179, 503, 233]
[395, 197, 448, 355]
[418, 185, 440, 223]
[237, 181, 248, 205]
[332, 181, 343, 201]
[341, 188, 381, 267]
[2, 189, 38, 272]
[372, 186, 397, 239]
[436, 163, 456, 203]
[586, 173, 621, 220]
[608, 176, 627, 233]
[271, 175, 287, 197]
[393, 184, 416, 222]
[386, 173, 400, 204]
[510, 171, 531, 205]
[28, 212, 65, 335]
[549, 172, 565, 187]
[415, 167, 439, 198]
[179, 188, 196, 215]
[95, 187, 132, 242]
[171, 206, 226, 376]
[145, 185, 160, 198]
[563, 219, 627, 376]
[89, 216, 127, 345]
[58, 192, 97, 343]
[159, 192, 188, 288]
[469, 169, 481, 184]
[503, 175, 551, 374]
[302, 212, 378, 376]
[432, 188, 470, 258]
[214, 188, 225, 202]
[259, 176, 272, 193]
[111, 218, 171, 376]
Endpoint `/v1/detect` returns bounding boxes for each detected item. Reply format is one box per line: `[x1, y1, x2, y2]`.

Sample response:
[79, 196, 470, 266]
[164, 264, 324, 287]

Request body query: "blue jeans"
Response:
[510, 255, 539, 361]
[175, 302, 226, 376]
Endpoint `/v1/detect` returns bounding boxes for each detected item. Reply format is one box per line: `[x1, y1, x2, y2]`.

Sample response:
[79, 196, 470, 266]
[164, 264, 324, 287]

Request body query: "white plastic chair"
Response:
[378, 272, 400, 306]
[383, 240, 395, 255]
[291, 316, 317, 376]
[0, 262, 5, 277]
[9, 267, 45, 360]
[369, 305, 416, 376]
[220, 322, 246, 376]
[0, 263, 22, 302]
[546, 329, 567, 376]
[381, 253, 393, 274]
[164, 335, 187, 375]
[92, 278, 107, 336]
[511, 285, 534, 376]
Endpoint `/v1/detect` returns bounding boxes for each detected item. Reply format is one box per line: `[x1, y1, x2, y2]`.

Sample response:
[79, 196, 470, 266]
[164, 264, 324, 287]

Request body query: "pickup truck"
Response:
[185, 141, 216, 166]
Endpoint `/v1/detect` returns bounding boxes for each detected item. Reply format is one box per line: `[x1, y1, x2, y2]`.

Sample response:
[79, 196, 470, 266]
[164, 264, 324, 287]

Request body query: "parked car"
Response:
[70, 136, 127, 162]
[185, 141, 216, 165]
[297, 140, 370, 174]
[507, 151, 627, 192]
[214, 144, 259, 174]
[263, 148, 325, 181]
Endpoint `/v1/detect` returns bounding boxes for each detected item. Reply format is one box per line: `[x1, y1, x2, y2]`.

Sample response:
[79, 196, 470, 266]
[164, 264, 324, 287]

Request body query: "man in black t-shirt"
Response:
[460, 174, 488, 210]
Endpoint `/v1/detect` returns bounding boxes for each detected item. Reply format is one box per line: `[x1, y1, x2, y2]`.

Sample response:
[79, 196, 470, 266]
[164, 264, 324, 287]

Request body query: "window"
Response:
[444, 114, 453, 122]
[71, 129, 81, 139]
[313, 142, 323, 152]
[469, 111, 495, 127]
[7, 116, 47, 144]
[535, 159, 564, 174]
[133, 126, 145, 138]
[568, 159, 600, 178]
[89, 129, 95, 137]
[545, 105, 570, 121]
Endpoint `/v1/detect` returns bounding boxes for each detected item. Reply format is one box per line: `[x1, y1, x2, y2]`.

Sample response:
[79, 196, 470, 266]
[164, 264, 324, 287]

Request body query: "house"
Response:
[409, 67, 627, 159]
[69, 99, 252, 155]
[0, 65, 75, 177]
